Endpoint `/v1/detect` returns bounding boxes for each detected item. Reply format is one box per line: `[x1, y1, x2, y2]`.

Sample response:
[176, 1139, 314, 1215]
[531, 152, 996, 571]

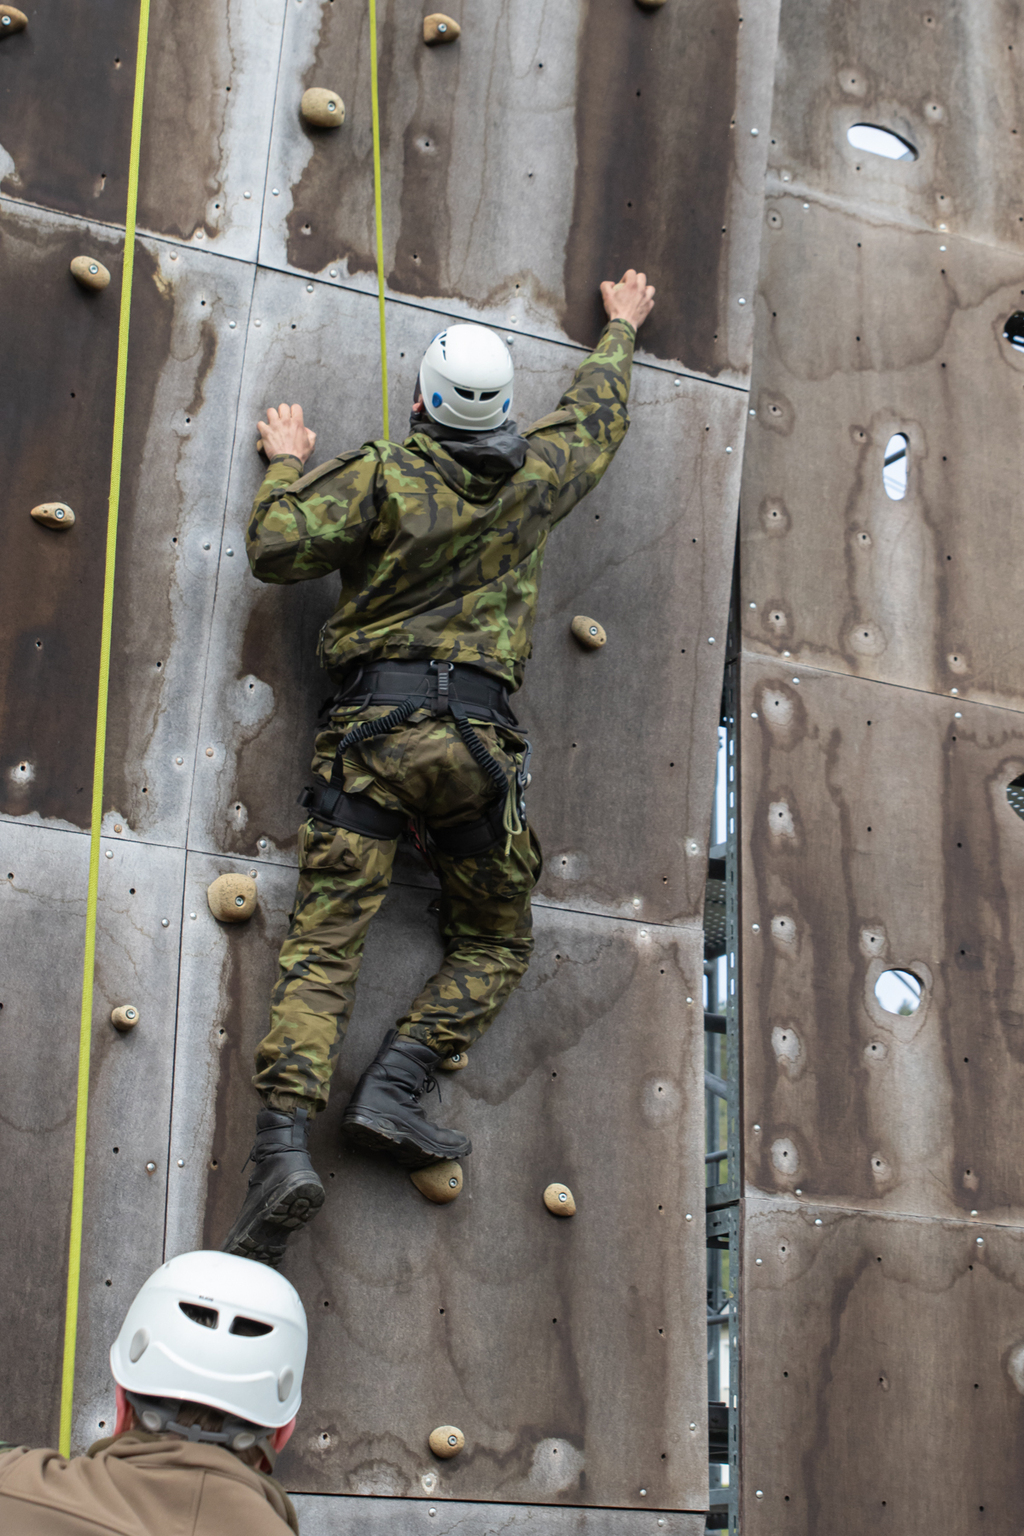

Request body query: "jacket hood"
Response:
[407, 416, 528, 499]
[87, 1432, 298, 1533]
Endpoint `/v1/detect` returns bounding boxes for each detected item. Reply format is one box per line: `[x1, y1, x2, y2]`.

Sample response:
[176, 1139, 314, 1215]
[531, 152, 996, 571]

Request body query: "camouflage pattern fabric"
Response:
[245, 319, 635, 691]
[253, 704, 542, 1116]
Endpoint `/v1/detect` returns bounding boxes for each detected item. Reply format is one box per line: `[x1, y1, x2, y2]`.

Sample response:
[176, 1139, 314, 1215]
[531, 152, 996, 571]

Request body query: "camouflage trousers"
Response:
[253, 704, 541, 1117]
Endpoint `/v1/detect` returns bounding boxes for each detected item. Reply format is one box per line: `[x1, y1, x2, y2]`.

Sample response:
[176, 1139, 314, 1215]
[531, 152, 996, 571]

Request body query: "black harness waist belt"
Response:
[298, 658, 530, 859]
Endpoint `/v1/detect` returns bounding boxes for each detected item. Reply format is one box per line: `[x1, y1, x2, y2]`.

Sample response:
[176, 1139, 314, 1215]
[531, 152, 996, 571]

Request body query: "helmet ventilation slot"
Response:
[230, 1315, 274, 1337]
[179, 1302, 219, 1329]
[479, 390, 499, 400]
[454, 386, 475, 399]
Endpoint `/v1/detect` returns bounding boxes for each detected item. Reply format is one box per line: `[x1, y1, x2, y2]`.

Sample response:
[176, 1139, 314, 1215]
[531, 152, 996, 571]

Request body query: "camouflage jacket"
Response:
[246, 318, 635, 690]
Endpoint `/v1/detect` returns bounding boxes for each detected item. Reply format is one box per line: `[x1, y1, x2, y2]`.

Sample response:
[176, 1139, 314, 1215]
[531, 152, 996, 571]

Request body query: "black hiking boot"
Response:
[221, 1107, 325, 1268]
[341, 1030, 471, 1168]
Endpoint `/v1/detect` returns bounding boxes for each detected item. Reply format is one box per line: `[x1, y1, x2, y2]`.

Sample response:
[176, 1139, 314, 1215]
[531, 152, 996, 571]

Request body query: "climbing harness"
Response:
[299, 659, 531, 858]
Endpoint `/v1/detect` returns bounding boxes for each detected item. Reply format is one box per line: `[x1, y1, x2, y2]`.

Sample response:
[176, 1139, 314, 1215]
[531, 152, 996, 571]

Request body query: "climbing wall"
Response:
[735, 1, 1024, 1530]
[0, 0, 780, 1524]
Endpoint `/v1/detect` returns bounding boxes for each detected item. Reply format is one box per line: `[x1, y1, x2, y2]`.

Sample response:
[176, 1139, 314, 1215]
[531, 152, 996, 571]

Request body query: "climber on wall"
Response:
[222, 269, 656, 1267]
[0, 1252, 307, 1533]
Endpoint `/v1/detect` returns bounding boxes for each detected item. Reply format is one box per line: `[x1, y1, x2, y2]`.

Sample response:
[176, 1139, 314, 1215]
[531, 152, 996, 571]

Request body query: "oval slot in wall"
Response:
[847, 124, 918, 161]
[1004, 313, 1024, 353]
[874, 969, 922, 1016]
[883, 434, 908, 500]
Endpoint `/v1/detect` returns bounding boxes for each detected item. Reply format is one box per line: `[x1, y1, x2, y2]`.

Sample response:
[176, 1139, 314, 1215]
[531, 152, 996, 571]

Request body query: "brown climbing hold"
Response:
[70, 256, 111, 291]
[207, 873, 258, 923]
[428, 1424, 465, 1458]
[300, 87, 345, 128]
[543, 1182, 576, 1216]
[411, 1160, 463, 1203]
[423, 13, 460, 44]
[0, 7, 28, 35]
[31, 502, 76, 530]
[111, 1005, 140, 1031]
[438, 1050, 468, 1072]
[571, 615, 606, 649]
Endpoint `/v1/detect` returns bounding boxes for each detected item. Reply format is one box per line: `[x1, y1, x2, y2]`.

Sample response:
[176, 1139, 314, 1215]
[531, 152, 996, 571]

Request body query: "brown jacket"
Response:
[0, 1431, 299, 1534]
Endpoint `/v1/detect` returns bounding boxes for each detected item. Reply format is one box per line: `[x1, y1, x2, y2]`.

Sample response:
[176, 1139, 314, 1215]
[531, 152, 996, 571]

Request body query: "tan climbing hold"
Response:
[70, 256, 111, 291]
[543, 1182, 576, 1216]
[301, 87, 345, 128]
[423, 13, 460, 44]
[428, 1424, 465, 1458]
[30, 502, 75, 530]
[438, 1050, 468, 1071]
[411, 1160, 463, 1203]
[571, 615, 606, 649]
[207, 873, 258, 923]
[111, 1005, 140, 1030]
[0, 7, 28, 35]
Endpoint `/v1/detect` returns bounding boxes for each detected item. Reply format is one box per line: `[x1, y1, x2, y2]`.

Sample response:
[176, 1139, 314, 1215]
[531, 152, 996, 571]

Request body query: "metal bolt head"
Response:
[145, 1161, 156, 1172]
[189, 912, 197, 919]
[105, 850, 113, 859]
[161, 918, 170, 927]
[755, 1490, 764, 1499]
[447, 1434, 457, 1445]
[235, 894, 245, 907]
[558, 1191, 568, 1203]
[438, 21, 447, 30]
[2, 15, 10, 23]
[175, 756, 183, 765]
[327, 99, 336, 110]
[89, 263, 98, 274]
[177, 1158, 184, 1167]
[125, 1008, 137, 1021]
[448, 1177, 458, 1188]
[54, 507, 65, 518]
[258, 838, 268, 849]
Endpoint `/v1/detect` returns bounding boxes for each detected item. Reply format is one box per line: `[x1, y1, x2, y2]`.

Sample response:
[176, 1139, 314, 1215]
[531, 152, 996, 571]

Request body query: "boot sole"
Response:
[341, 1111, 471, 1170]
[222, 1170, 326, 1269]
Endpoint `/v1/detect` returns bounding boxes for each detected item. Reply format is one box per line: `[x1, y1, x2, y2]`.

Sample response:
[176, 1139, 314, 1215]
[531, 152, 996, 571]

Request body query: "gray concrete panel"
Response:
[188, 271, 742, 924]
[167, 866, 706, 1508]
[739, 654, 1024, 1223]
[136, 0, 286, 260]
[0, 823, 184, 1453]
[768, 0, 1024, 252]
[256, 0, 779, 383]
[741, 1198, 1024, 1536]
[0, 202, 254, 845]
[292, 1497, 706, 1536]
[739, 193, 1024, 705]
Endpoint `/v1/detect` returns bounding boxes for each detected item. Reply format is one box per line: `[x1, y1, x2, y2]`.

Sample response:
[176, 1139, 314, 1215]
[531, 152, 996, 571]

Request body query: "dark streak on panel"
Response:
[0, 214, 124, 825]
[564, 0, 739, 369]
[0, 2, 137, 222]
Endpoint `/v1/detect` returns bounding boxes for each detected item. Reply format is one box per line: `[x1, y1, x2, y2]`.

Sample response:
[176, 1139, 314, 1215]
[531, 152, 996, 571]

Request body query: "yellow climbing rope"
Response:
[58, 0, 151, 1458]
[367, 0, 390, 439]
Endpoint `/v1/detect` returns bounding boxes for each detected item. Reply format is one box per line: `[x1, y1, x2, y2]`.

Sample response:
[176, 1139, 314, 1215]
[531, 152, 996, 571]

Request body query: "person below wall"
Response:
[0, 1252, 307, 1533]
[222, 270, 657, 1268]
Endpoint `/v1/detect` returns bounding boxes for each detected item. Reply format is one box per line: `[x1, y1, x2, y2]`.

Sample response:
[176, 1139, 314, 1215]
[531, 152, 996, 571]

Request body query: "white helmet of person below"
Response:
[109, 1250, 308, 1448]
[419, 324, 514, 432]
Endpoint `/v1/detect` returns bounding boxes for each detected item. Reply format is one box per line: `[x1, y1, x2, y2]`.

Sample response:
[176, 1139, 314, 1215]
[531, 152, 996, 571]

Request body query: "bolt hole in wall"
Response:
[874, 969, 923, 1016]
[846, 124, 919, 162]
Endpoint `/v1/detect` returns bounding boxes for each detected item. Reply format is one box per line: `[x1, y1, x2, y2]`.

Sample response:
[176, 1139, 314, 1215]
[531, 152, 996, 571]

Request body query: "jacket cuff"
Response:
[607, 318, 636, 341]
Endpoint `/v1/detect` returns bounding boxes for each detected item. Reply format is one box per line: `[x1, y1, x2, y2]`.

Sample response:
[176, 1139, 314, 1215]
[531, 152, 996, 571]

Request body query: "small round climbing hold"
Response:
[70, 255, 111, 291]
[207, 873, 258, 923]
[411, 1160, 463, 1204]
[300, 87, 346, 128]
[111, 1005, 140, 1030]
[428, 1424, 465, 1458]
[571, 615, 606, 649]
[0, 6, 28, 34]
[543, 1183, 576, 1217]
[438, 1050, 468, 1072]
[424, 13, 460, 44]
[31, 502, 76, 530]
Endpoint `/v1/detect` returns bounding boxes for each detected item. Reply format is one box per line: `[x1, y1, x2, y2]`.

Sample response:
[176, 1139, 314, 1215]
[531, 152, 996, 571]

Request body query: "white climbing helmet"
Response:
[419, 324, 514, 431]
[109, 1251, 307, 1429]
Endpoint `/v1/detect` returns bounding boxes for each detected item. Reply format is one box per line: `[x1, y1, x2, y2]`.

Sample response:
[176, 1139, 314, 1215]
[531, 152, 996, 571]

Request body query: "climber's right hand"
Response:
[600, 269, 656, 331]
